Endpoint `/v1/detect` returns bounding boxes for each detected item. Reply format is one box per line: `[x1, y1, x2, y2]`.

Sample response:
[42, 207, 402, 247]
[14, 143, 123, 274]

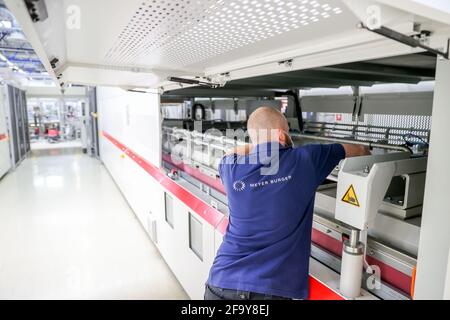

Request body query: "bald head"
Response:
[247, 106, 289, 144]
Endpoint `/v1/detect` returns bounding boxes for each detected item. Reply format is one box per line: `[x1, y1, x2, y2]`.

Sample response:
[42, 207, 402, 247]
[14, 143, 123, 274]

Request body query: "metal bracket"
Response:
[210, 97, 215, 113]
[233, 97, 238, 115]
[359, 22, 449, 60]
[167, 76, 220, 88]
[357, 96, 364, 121]
[351, 86, 363, 122]
[278, 59, 293, 68]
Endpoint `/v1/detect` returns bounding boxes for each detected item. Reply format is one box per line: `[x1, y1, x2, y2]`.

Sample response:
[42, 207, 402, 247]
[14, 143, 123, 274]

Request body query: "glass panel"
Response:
[164, 193, 174, 228]
[189, 213, 203, 261]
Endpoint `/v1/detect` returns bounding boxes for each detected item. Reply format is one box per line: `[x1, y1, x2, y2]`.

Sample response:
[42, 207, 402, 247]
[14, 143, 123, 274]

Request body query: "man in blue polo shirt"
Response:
[205, 106, 369, 300]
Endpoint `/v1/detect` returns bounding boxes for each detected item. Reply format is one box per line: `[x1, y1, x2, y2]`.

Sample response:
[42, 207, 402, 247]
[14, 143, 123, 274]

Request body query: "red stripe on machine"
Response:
[102, 131, 224, 228]
[312, 228, 412, 296]
[102, 131, 345, 300]
[162, 152, 225, 194]
[308, 276, 344, 300]
[0, 133, 7, 141]
[366, 255, 412, 296]
[312, 228, 344, 258]
[216, 216, 229, 235]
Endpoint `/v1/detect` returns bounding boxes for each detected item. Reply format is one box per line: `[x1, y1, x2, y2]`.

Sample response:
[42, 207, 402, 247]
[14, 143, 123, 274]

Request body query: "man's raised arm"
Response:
[341, 144, 371, 158]
[225, 144, 253, 156]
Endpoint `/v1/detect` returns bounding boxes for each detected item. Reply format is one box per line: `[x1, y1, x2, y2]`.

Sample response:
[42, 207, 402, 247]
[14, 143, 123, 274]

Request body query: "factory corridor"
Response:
[0, 148, 187, 299]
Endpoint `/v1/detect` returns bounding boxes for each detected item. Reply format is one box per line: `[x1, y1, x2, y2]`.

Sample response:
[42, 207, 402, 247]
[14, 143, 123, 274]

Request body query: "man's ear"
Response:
[278, 129, 286, 145]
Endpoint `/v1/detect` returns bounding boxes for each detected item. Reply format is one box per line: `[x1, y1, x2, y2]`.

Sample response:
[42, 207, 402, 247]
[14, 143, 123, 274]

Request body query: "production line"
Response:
[159, 87, 430, 300]
[1, 0, 450, 302]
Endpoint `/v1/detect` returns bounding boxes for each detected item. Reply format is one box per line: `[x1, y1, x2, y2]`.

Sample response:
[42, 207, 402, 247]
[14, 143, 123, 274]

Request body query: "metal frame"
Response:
[299, 120, 430, 149]
[3, 84, 30, 169]
[359, 23, 449, 60]
[300, 92, 434, 116]
[87, 87, 100, 158]
[415, 58, 450, 299]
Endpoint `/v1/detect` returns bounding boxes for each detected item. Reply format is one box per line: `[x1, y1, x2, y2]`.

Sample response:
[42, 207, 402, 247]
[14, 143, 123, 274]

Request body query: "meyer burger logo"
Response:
[249, 175, 292, 188]
[232, 180, 246, 192]
[232, 175, 292, 192]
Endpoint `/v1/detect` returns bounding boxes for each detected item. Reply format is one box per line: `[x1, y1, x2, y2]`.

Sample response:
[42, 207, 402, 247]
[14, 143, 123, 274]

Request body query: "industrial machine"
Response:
[335, 152, 426, 298]
[8, 0, 450, 300]
[160, 71, 433, 299]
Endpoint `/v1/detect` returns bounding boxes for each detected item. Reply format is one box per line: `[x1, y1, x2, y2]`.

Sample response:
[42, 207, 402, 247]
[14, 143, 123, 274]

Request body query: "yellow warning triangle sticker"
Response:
[341, 184, 360, 207]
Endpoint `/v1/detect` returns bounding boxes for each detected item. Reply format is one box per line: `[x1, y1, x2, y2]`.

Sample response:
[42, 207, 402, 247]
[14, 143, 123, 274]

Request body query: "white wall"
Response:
[97, 86, 218, 299]
[0, 86, 11, 178]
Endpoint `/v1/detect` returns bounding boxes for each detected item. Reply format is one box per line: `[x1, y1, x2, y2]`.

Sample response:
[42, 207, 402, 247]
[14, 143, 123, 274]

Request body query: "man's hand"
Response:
[341, 144, 371, 158]
[225, 144, 253, 156]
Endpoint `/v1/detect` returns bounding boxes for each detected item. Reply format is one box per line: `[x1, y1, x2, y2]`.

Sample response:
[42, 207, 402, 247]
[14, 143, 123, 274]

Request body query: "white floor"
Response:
[30, 139, 83, 150]
[0, 147, 188, 299]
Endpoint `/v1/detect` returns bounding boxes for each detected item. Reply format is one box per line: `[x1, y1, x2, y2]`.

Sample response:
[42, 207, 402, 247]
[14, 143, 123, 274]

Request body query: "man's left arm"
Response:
[225, 144, 253, 156]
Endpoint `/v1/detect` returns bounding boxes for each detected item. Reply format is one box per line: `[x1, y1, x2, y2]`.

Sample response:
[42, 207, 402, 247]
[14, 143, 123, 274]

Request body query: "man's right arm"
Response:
[302, 143, 370, 186]
[341, 144, 371, 158]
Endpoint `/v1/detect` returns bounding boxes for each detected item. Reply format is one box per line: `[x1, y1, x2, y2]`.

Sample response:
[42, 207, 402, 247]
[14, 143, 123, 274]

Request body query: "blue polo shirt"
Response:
[207, 142, 345, 299]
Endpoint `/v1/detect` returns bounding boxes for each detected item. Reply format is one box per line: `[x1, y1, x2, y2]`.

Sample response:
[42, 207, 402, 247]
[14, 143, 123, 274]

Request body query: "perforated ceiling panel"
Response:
[104, 0, 347, 69]
[104, 0, 217, 65]
[10, 0, 448, 88]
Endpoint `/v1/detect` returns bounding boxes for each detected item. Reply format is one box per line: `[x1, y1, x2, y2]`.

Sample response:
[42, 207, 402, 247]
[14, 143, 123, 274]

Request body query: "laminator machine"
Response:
[160, 59, 434, 299]
[161, 122, 428, 299]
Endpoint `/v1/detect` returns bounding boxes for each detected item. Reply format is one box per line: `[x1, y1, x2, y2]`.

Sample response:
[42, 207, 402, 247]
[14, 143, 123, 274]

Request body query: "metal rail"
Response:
[292, 133, 412, 153]
[305, 121, 430, 134]
[303, 120, 430, 147]
[359, 23, 449, 60]
[304, 128, 424, 145]
[164, 126, 412, 152]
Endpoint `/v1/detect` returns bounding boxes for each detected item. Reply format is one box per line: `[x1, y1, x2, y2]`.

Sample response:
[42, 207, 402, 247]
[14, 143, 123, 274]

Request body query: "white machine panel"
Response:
[97, 87, 161, 167]
[335, 153, 408, 230]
